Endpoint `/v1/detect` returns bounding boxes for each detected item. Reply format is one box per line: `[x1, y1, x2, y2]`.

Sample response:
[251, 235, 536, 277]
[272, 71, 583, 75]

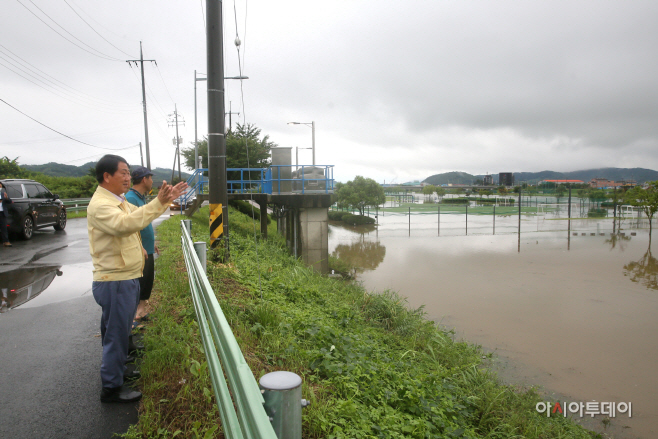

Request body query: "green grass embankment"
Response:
[125, 206, 600, 438]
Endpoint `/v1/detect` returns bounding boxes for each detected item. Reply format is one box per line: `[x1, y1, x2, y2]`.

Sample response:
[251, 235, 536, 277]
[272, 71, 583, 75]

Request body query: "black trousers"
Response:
[0, 212, 9, 243]
[139, 253, 155, 301]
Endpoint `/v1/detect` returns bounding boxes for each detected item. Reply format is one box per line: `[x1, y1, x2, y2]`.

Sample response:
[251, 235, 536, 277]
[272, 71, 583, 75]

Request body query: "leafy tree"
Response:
[422, 184, 436, 201]
[482, 190, 493, 199]
[624, 182, 658, 239]
[336, 176, 385, 216]
[497, 185, 508, 195]
[589, 189, 607, 208]
[435, 186, 446, 200]
[0, 156, 28, 179]
[181, 123, 275, 175]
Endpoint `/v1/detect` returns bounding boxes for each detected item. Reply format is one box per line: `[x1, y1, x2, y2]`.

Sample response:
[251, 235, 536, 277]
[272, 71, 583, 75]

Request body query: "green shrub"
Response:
[441, 198, 469, 204]
[328, 210, 346, 221]
[341, 213, 375, 225]
[229, 199, 271, 224]
[588, 208, 608, 217]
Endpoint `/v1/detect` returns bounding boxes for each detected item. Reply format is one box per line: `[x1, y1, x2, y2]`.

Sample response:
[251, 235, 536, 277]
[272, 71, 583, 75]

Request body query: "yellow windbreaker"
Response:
[87, 186, 168, 281]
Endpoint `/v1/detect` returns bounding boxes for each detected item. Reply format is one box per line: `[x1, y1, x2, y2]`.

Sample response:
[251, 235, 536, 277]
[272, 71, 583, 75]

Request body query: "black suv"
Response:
[0, 179, 67, 239]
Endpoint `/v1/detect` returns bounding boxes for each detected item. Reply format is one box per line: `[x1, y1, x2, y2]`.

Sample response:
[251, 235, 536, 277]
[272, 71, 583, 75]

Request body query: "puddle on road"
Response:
[330, 218, 657, 438]
[0, 262, 93, 312]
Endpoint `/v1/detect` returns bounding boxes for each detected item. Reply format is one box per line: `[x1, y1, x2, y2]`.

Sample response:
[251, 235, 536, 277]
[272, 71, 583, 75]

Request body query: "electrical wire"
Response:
[3, 121, 142, 146]
[153, 64, 176, 105]
[199, 0, 206, 29]
[15, 0, 123, 61]
[0, 56, 137, 115]
[0, 98, 139, 151]
[67, 0, 139, 44]
[231, 0, 261, 298]
[0, 44, 137, 109]
[62, 0, 137, 58]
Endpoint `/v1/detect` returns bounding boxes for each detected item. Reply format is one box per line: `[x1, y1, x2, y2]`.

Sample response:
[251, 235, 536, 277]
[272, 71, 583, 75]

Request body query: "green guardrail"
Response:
[61, 196, 157, 212]
[180, 221, 280, 439]
[62, 198, 91, 212]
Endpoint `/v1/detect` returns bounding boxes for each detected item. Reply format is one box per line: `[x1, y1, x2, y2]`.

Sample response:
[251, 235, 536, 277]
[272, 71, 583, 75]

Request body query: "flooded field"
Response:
[329, 211, 657, 438]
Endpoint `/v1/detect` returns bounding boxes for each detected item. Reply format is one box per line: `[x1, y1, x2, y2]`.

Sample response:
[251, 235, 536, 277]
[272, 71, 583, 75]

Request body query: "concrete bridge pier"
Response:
[271, 194, 335, 274]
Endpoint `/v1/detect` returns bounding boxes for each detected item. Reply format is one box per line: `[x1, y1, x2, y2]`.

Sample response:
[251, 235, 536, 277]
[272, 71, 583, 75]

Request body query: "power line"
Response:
[0, 54, 139, 115]
[0, 56, 135, 115]
[62, 0, 137, 58]
[67, 0, 139, 44]
[14, 0, 123, 61]
[0, 44, 137, 109]
[0, 98, 138, 151]
[3, 121, 143, 146]
[154, 64, 175, 105]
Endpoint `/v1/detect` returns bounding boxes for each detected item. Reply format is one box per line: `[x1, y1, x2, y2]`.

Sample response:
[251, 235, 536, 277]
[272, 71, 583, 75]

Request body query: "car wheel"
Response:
[54, 210, 67, 231]
[22, 215, 34, 240]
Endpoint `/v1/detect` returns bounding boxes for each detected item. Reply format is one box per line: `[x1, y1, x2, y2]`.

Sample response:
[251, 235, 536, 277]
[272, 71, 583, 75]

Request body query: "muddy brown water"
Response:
[329, 213, 657, 438]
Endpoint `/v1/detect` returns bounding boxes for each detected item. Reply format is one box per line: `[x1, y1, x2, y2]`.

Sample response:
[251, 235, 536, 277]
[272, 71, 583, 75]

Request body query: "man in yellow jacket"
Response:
[88, 154, 187, 403]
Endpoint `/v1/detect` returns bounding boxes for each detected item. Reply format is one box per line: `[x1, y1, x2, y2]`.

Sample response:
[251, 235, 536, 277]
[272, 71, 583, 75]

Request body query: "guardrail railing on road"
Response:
[180, 221, 280, 439]
[62, 198, 91, 212]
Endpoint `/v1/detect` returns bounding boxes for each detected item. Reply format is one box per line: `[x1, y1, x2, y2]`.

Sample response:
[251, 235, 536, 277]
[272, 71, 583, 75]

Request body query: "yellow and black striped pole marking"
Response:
[209, 203, 223, 248]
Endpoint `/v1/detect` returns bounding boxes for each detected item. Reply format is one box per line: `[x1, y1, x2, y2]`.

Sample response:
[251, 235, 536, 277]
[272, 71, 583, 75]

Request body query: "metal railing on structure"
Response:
[181, 221, 306, 439]
[178, 165, 335, 210]
[269, 165, 334, 195]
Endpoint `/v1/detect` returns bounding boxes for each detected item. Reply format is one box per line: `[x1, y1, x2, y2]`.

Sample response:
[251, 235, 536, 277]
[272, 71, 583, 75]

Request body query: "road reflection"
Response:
[0, 265, 63, 312]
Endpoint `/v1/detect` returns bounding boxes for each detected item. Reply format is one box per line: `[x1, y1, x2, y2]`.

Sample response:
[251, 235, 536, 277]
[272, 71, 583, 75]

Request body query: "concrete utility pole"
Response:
[126, 42, 156, 170]
[168, 105, 185, 182]
[139, 142, 144, 167]
[206, 0, 228, 253]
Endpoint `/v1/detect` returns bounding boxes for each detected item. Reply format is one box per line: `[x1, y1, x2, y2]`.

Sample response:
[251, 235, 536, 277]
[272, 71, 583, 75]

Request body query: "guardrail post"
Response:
[182, 219, 192, 234]
[260, 371, 308, 439]
[194, 242, 207, 273]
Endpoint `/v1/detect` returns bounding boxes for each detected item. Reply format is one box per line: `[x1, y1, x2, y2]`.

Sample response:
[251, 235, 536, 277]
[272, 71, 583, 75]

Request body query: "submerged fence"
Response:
[331, 202, 652, 237]
[180, 221, 278, 439]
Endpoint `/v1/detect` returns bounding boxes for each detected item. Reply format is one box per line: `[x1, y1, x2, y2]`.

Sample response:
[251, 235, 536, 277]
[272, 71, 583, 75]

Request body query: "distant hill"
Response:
[423, 171, 478, 186]
[23, 162, 191, 183]
[425, 168, 658, 185]
[23, 161, 96, 177]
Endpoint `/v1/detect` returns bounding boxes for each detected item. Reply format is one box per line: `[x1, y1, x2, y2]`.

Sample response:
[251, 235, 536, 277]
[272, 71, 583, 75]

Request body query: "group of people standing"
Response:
[0, 182, 13, 247]
[87, 154, 187, 403]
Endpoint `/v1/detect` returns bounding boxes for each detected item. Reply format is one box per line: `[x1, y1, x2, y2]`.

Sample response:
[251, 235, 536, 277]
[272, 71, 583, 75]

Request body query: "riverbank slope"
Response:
[123, 206, 600, 438]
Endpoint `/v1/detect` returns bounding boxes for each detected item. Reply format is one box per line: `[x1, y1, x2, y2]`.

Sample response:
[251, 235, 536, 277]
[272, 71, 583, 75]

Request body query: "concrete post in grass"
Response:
[260, 371, 309, 439]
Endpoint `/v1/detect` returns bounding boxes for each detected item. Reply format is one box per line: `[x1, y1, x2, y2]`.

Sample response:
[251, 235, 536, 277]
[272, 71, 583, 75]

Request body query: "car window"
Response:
[36, 184, 52, 198]
[3, 183, 23, 198]
[25, 184, 41, 199]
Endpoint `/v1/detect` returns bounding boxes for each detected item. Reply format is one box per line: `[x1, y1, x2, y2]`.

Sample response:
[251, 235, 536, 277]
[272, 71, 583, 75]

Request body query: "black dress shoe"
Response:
[100, 385, 142, 403]
[124, 367, 141, 381]
[129, 335, 145, 355]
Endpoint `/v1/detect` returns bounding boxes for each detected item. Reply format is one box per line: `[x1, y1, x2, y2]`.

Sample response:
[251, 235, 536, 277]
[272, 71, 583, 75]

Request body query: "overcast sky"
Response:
[2, 0, 657, 183]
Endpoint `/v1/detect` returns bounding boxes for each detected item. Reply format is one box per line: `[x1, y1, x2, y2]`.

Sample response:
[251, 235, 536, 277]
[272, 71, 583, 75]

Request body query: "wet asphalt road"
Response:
[0, 212, 170, 439]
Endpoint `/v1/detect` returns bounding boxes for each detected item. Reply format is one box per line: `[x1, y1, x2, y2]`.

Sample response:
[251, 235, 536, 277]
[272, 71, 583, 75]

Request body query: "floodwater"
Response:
[329, 211, 657, 438]
[0, 262, 93, 312]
